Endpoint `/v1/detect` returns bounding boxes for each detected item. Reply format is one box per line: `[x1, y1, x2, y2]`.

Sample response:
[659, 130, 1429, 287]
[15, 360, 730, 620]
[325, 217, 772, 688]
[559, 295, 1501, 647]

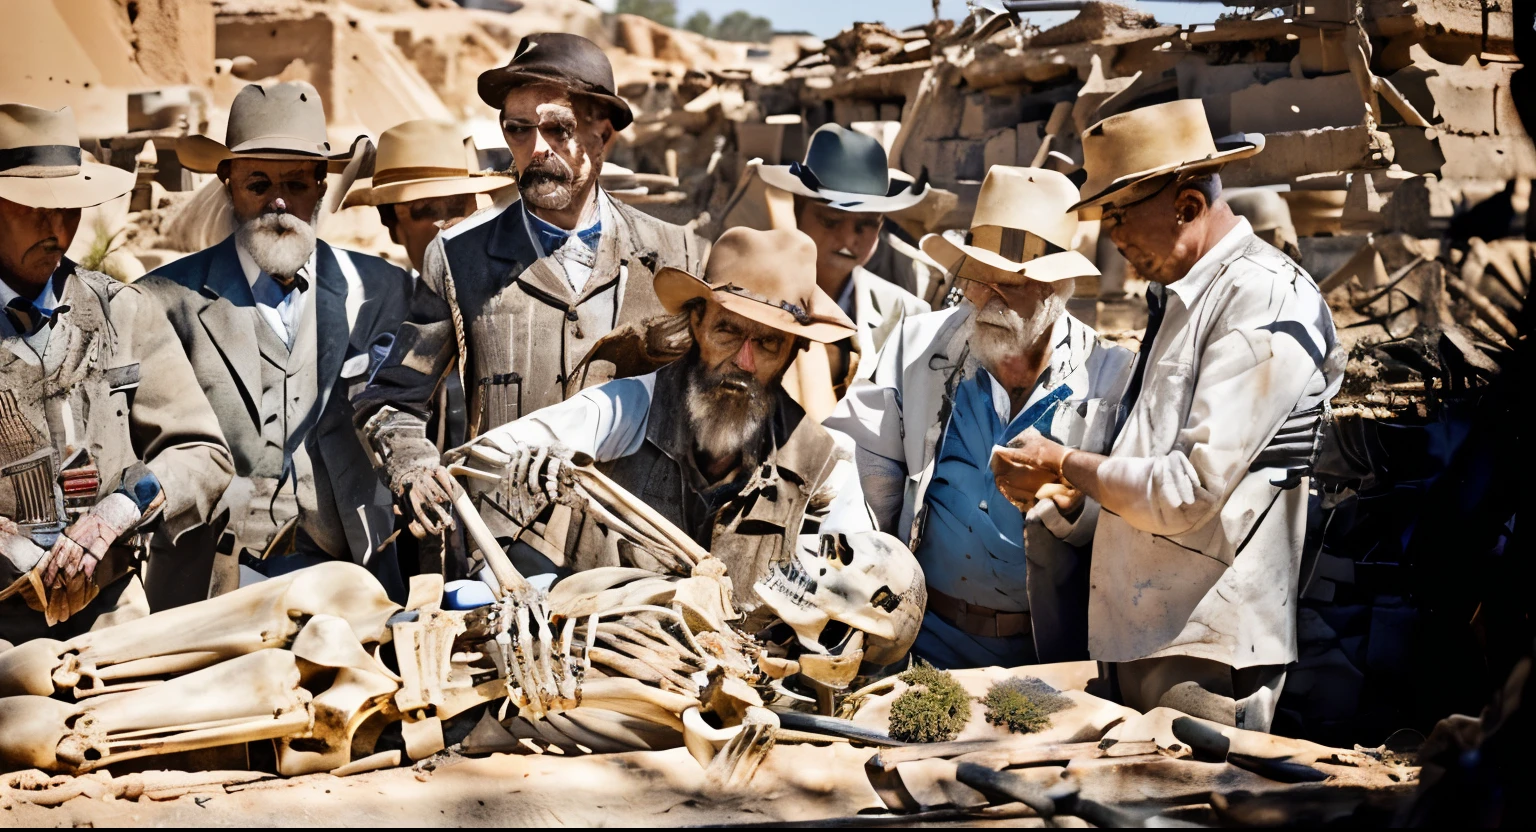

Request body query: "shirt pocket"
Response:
[1145, 359, 1195, 452]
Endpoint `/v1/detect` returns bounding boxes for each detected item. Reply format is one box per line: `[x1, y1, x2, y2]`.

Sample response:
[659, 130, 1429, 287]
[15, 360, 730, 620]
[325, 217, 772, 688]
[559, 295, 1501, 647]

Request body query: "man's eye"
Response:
[504, 125, 531, 136]
[247, 182, 269, 194]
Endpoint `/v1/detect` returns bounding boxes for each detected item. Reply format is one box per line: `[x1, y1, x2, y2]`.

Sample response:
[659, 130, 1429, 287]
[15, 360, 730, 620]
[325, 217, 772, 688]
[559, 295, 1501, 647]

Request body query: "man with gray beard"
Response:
[447, 227, 873, 610]
[355, 34, 705, 577]
[137, 83, 412, 606]
[824, 167, 1133, 669]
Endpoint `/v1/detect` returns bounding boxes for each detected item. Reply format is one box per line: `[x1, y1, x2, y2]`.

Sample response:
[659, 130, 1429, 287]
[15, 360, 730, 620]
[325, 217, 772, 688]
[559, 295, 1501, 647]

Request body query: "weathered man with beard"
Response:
[447, 227, 871, 609]
[355, 34, 706, 566]
[137, 83, 412, 605]
[824, 167, 1133, 669]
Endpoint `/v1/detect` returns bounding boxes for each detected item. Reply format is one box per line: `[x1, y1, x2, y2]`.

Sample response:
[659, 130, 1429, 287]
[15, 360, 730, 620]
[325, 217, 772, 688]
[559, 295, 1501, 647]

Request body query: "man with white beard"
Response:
[448, 227, 872, 609]
[824, 167, 1133, 669]
[137, 83, 412, 607]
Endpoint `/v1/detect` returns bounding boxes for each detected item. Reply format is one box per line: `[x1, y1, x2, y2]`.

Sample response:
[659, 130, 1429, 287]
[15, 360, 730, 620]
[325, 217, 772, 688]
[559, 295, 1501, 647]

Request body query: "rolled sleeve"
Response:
[476, 374, 656, 462]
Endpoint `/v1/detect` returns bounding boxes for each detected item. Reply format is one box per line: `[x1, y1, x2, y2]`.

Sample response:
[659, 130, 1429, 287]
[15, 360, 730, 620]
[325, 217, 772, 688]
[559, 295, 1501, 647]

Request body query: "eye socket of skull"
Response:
[754, 531, 925, 666]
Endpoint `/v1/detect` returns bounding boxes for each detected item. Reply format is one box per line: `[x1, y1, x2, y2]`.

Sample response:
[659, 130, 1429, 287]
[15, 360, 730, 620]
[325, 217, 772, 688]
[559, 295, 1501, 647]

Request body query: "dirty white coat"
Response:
[1088, 219, 1342, 669]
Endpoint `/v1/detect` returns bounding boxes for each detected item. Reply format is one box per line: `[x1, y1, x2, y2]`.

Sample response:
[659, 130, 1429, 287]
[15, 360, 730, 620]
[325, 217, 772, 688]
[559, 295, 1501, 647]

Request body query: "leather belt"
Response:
[927, 587, 1031, 639]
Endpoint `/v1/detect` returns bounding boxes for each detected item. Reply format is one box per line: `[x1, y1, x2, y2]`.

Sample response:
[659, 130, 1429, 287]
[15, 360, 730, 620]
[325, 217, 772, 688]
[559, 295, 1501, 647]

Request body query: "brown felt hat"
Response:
[0, 104, 134, 209]
[921, 166, 1099, 286]
[477, 33, 633, 131]
[179, 82, 364, 175]
[1073, 99, 1263, 211]
[655, 227, 856, 344]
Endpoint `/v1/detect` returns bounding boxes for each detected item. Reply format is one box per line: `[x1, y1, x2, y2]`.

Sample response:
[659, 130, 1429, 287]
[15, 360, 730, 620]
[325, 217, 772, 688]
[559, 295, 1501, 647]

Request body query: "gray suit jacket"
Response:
[138, 236, 410, 603]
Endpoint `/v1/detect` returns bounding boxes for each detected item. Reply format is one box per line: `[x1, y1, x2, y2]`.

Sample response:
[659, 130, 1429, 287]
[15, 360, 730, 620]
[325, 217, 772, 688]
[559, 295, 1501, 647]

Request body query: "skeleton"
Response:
[0, 471, 924, 784]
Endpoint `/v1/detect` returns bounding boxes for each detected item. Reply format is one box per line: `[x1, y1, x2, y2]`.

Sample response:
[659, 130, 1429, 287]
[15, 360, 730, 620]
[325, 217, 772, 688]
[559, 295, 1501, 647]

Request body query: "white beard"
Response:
[233, 208, 318, 279]
[970, 290, 1067, 372]
[685, 357, 772, 467]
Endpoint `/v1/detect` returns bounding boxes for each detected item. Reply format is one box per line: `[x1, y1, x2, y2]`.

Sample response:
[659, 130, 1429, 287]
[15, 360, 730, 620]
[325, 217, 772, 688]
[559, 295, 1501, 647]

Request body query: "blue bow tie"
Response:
[5, 296, 64, 337]
[531, 214, 601, 257]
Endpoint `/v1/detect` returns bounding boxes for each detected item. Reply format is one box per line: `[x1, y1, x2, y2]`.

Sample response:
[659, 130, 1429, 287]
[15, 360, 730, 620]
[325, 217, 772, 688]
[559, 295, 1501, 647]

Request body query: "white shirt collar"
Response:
[1164, 216, 1253, 308]
[0, 270, 59, 312]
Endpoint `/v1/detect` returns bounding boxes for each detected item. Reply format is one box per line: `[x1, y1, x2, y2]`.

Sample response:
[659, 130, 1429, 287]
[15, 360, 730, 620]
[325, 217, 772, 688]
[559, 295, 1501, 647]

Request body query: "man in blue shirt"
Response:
[824, 167, 1133, 668]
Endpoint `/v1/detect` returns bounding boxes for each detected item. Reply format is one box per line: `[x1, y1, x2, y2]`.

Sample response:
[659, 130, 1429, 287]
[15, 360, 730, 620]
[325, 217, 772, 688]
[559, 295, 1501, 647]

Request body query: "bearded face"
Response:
[222, 159, 325, 279]
[233, 207, 318, 279]
[967, 279, 1071, 374]
[684, 349, 774, 467]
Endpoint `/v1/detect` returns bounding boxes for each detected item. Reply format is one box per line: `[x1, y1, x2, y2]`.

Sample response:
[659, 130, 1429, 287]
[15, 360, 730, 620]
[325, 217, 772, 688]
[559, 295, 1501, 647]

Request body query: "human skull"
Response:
[754, 531, 925, 667]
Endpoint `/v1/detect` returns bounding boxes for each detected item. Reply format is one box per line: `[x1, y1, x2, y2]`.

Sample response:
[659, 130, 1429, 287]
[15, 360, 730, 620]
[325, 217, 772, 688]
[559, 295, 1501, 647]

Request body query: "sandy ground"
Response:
[1, 744, 889, 827]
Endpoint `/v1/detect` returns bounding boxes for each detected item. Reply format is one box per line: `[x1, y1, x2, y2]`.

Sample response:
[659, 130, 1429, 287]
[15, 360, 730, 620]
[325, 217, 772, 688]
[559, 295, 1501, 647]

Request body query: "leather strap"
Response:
[927, 587, 1031, 639]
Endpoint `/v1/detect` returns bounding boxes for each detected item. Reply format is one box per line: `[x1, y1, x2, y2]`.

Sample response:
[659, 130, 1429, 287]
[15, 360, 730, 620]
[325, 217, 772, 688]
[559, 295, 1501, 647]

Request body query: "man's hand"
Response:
[1034, 482, 1085, 516]
[394, 466, 459, 539]
[991, 446, 1060, 512]
[38, 493, 142, 622]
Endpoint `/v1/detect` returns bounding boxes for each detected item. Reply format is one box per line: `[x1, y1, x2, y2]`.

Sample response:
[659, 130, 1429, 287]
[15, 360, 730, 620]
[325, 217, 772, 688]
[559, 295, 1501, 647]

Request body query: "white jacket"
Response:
[1088, 219, 1343, 669]
[847, 266, 929, 381]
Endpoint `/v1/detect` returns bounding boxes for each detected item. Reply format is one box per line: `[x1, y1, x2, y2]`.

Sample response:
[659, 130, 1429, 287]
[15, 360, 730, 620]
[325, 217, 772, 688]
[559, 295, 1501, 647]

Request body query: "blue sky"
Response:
[657, 1, 1232, 39]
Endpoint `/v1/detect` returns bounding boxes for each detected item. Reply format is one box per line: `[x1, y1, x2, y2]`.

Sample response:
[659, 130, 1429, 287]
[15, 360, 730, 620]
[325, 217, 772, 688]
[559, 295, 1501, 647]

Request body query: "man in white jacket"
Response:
[825, 167, 1133, 668]
[998, 101, 1342, 731]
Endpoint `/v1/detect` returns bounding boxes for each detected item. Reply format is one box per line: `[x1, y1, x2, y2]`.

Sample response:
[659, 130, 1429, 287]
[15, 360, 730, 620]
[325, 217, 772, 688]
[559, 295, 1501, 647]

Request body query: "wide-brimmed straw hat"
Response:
[341, 120, 514, 208]
[757, 124, 928, 213]
[478, 33, 633, 131]
[655, 227, 857, 344]
[179, 82, 364, 175]
[921, 166, 1099, 286]
[0, 104, 135, 209]
[1073, 99, 1263, 211]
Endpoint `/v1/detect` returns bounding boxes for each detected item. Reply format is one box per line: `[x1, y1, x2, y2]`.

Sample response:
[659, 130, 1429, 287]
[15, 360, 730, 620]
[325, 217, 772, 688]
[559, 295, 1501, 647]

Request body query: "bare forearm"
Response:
[1060, 449, 1108, 505]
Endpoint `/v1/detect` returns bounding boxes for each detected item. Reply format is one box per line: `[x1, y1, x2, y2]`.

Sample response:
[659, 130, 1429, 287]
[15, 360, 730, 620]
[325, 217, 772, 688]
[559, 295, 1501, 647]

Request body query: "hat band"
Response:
[715, 283, 842, 327]
[970, 227, 1065, 262]
[788, 161, 887, 199]
[372, 165, 474, 187]
[0, 144, 83, 177]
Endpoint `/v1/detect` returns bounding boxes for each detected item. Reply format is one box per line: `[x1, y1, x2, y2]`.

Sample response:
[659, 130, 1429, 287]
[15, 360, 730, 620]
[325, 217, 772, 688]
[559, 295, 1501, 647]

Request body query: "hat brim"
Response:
[0, 162, 136, 209]
[477, 67, 634, 131]
[179, 133, 361, 175]
[342, 173, 516, 208]
[757, 164, 929, 213]
[1071, 136, 1264, 212]
[922, 233, 1100, 285]
[654, 267, 857, 344]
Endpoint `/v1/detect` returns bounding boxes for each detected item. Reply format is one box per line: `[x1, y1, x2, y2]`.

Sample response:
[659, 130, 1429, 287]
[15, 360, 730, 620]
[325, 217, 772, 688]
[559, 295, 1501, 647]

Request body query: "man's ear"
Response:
[598, 118, 617, 153]
[1174, 188, 1207, 225]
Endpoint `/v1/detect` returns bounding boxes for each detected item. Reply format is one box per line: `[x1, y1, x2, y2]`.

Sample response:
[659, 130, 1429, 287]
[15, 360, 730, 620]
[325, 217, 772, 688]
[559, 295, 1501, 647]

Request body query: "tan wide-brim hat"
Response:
[341, 119, 514, 208]
[655, 227, 856, 344]
[179, 82, 363, 175]
[921, 166, 1100, 286]
[0, 104, 135, 209]
[1073, 99, 1264, 211]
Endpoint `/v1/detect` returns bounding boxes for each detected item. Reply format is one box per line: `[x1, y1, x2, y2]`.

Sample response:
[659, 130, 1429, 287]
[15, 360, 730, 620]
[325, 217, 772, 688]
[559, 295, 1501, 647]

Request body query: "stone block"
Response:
[1438, 133, 1536, 180]
[1223, 126, 1383, 188]
[959, 92, 988, 138]
[934, 138, 985, 181]
[983, 127, 1016, 171]
[1229, 73, 1366, 135]
[1015, 120, 1045, 168]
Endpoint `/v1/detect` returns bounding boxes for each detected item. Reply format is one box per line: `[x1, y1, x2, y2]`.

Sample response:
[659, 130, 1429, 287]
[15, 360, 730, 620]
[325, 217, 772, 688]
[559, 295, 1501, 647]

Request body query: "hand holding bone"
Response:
[447, 435, 575, 506]
[992, 429, 1069, 511]
[393, 465, 458, 539]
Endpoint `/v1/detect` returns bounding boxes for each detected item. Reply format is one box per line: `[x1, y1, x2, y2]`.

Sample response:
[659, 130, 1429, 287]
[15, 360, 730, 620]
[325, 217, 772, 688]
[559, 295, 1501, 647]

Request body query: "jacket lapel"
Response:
[488, 199, 575, 306]
[311, 242, 348, 418]
[196, 236, 263, 413]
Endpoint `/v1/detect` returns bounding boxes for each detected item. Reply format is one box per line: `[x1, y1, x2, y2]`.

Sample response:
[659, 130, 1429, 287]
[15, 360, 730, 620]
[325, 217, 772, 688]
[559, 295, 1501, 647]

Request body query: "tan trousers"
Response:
[1116, 655, 1287, 733]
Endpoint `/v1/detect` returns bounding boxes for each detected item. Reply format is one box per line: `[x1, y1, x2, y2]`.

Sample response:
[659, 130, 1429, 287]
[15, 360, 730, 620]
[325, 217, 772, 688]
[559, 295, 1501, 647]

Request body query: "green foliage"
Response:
[982, 676, 1074, 735]
[616, 0, 677, 28]
[682, 10, 713, 36]
[712, 9, 774, 43]
[78, 223, 123, 275]
[888, 663, 972, 743]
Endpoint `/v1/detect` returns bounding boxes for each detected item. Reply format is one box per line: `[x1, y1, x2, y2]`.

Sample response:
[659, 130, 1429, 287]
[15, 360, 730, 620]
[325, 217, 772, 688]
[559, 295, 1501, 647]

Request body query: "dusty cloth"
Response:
[829, 265, 928, 391]
[0, 262, 233, 634]
[467, 359, 871, 608]
[137, 236, 410, 607]
[824, 303, 1132, 664]
[0, 572, 148, 644]
[1115, 654, 1287, 733]
[1088, 218, 1342, 670]
[354, 193, 704, 539]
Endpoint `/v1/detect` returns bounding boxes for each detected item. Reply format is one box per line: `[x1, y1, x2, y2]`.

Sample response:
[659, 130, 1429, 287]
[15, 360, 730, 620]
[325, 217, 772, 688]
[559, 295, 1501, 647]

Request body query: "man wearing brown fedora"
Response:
[136, 82, 413, 606]
[825, 166, 1133, 669]
[1001, 100, 1342, 731]
[342, 119, 516, 274]
[0, 103, 234, 641]
[758, 124, 931, 394]
[448, 227, 872, 607]
[355, 32, 704, 565]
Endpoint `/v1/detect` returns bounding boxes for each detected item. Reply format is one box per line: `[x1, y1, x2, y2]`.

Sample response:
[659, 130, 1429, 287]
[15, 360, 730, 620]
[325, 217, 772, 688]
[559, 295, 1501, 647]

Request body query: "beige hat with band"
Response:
[921, 166, 1099, 286]
[341, 120, 514, 208]
[0, 104, 135, 209]
[1073, 99, 1263, 211]
[655, 227, 856, 344]
[179, 82, 364, 175]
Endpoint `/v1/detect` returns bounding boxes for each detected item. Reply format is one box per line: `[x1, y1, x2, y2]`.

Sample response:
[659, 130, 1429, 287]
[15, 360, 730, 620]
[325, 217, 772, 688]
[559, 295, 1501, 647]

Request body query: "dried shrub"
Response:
[982, 676, 1074, 734]
[888, 663, 972, 743]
